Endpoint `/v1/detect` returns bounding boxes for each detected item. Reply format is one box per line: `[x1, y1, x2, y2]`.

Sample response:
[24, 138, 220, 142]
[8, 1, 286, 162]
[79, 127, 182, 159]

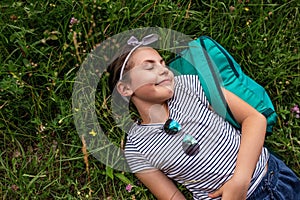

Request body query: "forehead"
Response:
[129, 47, 162, 65]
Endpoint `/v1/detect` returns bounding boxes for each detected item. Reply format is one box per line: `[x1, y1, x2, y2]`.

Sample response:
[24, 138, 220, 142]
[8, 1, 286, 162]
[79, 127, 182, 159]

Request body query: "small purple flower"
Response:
[291, 104, 299, 113]
[70, 17, 79, 25]
[291, 104, 300, 119]
[125, 184, 132, 192]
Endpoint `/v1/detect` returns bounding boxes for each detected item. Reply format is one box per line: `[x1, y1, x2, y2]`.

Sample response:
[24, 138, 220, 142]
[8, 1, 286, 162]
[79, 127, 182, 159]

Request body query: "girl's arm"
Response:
[209, 89, 267, 200]
[135, 169, 186, 200]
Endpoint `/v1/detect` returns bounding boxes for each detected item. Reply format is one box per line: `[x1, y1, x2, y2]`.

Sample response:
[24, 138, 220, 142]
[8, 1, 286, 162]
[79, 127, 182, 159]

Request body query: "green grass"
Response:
[0, 0, 299, 199]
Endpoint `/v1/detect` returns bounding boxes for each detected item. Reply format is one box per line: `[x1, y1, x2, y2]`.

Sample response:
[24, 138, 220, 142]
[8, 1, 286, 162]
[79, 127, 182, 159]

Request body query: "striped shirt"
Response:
[125, 75, 269, 200]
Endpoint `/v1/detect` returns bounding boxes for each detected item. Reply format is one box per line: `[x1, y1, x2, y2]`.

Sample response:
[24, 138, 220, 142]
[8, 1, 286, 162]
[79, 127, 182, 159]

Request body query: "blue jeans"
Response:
[248, 153, 300, 200]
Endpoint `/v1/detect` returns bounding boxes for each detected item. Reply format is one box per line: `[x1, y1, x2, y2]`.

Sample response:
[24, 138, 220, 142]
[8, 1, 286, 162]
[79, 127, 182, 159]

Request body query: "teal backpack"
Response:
[169, 36, 277, 134]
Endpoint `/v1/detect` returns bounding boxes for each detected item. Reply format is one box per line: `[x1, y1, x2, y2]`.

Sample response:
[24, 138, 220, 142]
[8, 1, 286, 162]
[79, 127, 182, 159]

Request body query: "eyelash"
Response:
[144, 66, 154, 70]
[144, 64, 168, 70]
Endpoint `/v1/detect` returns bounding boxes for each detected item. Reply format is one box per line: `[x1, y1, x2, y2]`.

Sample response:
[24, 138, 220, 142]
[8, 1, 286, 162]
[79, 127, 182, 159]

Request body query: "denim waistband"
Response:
[247, 154, 278, 199]
[247, 153, 300, 200]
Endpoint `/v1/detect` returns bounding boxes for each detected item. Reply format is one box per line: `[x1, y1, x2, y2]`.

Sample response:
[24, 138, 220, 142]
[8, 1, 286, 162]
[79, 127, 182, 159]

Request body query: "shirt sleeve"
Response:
[125, 138, 156, 173]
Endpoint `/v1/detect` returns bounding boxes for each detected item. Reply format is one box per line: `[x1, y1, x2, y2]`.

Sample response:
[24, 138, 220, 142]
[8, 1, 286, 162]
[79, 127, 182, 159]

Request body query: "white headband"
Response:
[119, 34, 159, 80]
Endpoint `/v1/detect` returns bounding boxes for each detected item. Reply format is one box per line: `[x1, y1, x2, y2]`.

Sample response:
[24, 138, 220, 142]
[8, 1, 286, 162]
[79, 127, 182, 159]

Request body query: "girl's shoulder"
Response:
[127, 122, 164, 138]
[174, 74, 203, 94]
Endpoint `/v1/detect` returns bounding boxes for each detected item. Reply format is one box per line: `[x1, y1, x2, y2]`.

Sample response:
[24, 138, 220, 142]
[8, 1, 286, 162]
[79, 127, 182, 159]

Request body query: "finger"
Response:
[208, 189, 223, 198]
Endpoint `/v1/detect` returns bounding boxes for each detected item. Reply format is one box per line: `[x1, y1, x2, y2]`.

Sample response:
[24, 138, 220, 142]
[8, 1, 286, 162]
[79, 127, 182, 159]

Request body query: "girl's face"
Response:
[125, 47, 175, 104]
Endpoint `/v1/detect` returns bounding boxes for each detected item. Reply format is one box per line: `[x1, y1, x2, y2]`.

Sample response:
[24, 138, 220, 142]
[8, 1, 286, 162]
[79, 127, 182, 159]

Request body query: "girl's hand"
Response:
[208, 175, 249, 200]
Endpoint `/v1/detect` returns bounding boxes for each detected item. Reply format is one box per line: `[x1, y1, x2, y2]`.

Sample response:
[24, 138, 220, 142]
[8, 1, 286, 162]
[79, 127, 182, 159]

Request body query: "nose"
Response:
[157, 65, 169, 75]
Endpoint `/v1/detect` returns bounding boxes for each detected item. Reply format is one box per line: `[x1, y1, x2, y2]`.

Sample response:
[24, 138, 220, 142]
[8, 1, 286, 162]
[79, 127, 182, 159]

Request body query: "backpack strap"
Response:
[199, 38, 240, 129]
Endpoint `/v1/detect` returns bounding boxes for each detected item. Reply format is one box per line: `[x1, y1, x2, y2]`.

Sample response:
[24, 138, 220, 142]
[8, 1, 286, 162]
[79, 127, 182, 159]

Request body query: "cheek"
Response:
[130, 73, 156, 91]
[134, 84, 154, 95]
[132, 82, 155, 95]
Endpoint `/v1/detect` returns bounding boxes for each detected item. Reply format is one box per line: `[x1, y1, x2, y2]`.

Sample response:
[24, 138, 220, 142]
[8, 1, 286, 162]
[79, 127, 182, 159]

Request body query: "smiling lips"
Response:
[156, 78, 172, 86]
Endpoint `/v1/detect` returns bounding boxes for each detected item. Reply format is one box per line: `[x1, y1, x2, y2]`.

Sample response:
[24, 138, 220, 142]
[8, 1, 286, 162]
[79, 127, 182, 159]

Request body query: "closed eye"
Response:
[143, 64, 154, 70]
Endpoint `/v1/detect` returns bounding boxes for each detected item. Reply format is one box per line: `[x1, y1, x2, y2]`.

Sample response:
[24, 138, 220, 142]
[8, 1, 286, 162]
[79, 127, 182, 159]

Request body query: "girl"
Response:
[107, 34, 300, 200]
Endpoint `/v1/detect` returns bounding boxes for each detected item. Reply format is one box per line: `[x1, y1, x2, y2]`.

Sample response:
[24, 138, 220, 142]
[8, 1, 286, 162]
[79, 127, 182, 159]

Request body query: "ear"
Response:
[116, 81, 133, 97]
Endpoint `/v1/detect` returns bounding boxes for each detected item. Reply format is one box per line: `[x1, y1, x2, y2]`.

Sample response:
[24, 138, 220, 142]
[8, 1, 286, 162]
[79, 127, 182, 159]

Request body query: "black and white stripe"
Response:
[125, 75, 269, 199]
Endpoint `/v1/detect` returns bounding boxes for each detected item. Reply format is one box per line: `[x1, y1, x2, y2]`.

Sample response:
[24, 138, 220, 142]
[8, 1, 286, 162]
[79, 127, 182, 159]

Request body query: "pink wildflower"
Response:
[126, 184, 132, 192]
[291, 104, 300, 118]
[291, 104, 299, 112]
[70, 17, 79, 25]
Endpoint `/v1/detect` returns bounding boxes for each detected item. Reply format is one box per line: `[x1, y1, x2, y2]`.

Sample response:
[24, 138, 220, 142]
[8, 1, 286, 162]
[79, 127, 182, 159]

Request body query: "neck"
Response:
[134, 101, 169, 124]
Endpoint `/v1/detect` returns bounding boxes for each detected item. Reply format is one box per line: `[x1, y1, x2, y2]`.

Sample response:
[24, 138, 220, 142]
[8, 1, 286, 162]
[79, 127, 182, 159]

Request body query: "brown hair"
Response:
[105, 45, 146, 123]
[97, 46, 137, 141]
[106, 45, 134, 93]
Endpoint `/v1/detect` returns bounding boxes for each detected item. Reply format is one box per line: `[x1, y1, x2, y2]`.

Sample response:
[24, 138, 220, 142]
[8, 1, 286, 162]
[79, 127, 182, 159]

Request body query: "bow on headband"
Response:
[119, 34, 159, 80]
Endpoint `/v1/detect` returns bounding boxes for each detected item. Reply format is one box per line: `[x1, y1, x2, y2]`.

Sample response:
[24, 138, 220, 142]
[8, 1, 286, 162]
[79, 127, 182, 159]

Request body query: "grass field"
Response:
[0, 0, 299, 199]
